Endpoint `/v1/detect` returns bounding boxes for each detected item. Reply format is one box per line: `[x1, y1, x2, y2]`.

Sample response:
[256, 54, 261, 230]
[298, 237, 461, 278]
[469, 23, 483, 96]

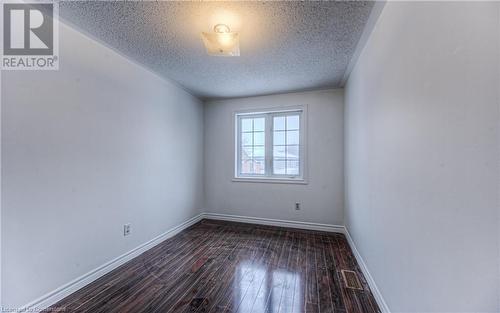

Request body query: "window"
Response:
[235, 108, 305, 181]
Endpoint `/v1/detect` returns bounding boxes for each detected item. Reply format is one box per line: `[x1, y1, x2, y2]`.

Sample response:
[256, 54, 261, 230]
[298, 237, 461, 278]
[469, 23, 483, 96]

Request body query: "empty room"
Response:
[1, 1, 499, 312]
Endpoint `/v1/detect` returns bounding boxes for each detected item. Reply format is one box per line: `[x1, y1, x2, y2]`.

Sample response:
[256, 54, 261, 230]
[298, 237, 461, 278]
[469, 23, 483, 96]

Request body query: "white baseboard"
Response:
[19, 213, 204, 312]
[202, 212, 345, 233]
[344, 228, 391, 313]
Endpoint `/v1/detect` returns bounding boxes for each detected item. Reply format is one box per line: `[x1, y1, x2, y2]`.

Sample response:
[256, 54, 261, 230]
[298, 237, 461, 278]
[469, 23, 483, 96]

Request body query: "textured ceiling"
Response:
[59, 1, 375, 99]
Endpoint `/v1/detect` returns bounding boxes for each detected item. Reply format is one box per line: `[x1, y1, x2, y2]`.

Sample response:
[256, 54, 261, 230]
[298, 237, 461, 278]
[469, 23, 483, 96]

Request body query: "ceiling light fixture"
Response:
[201, 23, 240, 57]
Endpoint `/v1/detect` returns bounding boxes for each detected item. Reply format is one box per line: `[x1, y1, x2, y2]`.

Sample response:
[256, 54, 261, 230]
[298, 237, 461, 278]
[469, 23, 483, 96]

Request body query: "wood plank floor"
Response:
[48, 219, 380, 313]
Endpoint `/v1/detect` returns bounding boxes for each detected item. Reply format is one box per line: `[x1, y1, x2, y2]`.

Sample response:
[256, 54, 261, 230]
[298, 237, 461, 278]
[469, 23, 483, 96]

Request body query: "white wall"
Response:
[204, 89, 344, 225]
[1, 23, 204, 308]
[345, 2, 499, 312]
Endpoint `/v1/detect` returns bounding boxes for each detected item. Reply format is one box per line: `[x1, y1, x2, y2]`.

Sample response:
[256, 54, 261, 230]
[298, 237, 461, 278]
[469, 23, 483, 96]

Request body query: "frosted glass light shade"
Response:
[201, 31, 240, 56]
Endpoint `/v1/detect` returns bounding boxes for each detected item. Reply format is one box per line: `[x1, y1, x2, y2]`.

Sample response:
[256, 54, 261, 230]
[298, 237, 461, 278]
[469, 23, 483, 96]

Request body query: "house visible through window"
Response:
[236, 108, 304, 180]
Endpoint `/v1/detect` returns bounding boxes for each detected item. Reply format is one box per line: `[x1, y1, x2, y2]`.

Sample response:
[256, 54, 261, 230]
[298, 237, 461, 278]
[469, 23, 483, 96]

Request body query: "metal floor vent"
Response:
[341, 270, 363, 290]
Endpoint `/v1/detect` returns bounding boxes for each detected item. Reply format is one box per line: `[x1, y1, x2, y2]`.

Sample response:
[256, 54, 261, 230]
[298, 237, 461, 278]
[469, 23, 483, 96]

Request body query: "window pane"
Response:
[286, 130, 299, 145]
[287, 115, 300, 130]
[254, 132, 265, 146]
[241, 159, 253, 174]
[254, 146, 265, 157]
[273, 131, 285, 145]
[241, 118, 252, 132]
[273, 145, 286, 158]
[253, 158, 265, 174]
[242, 146, 253, 159]
[274, 116, 285, 131]
[273, 160, 286, 175]
[253, 118, 265, 131]
[286, 160, 299, 175]
[242, 132, 253, 146]
[286, 145, 299, 159]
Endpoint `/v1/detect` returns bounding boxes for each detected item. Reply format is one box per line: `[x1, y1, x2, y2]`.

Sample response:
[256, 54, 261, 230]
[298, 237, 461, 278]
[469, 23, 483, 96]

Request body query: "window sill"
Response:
[232, 177, 308, 185]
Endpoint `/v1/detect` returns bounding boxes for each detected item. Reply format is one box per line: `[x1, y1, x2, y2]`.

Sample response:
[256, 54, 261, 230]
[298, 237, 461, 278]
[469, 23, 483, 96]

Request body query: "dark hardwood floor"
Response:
[48, 219, 380, 313]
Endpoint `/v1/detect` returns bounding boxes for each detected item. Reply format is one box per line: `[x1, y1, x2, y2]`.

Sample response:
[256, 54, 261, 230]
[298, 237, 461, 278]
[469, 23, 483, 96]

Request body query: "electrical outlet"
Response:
[295, 202, 301, 210]
[123, 224, 131, 236]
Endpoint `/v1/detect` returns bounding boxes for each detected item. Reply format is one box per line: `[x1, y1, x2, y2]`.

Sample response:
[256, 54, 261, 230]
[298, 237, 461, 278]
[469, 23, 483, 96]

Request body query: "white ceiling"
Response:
[59, 1, 375, 99]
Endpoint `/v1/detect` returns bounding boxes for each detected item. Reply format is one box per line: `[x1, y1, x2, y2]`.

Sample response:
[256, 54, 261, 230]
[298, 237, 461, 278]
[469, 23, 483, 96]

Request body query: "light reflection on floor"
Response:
[233, 261, 302, 313]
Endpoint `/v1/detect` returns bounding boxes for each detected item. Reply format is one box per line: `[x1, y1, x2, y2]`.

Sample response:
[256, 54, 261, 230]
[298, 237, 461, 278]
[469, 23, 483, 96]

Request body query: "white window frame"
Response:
[233, 105, 308, 184]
